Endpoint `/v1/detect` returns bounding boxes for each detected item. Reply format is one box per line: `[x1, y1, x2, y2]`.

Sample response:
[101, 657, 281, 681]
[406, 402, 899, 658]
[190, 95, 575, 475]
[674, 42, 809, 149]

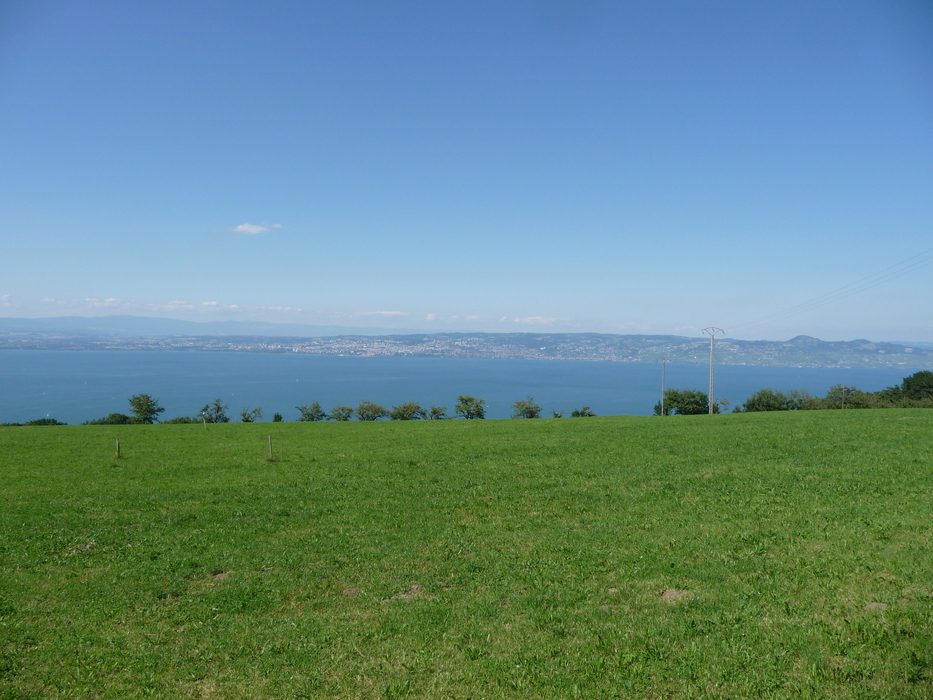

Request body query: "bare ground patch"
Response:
[384, 584, 431, 602]
[660, 589, 690, 602]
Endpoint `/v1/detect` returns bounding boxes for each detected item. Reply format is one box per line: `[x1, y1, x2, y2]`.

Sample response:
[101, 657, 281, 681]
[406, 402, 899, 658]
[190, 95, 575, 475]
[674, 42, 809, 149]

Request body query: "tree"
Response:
[900, 370, 933, 402]
[511, 396, 541, 419]
[427, 405, 447, 420]
[571, 406, 596, 417]
[24, 417, 67, 426]
[455, 395, 486, 419]
[356, 401, 388, 421]
[84, 412, 135, 425]
[329, 405, 354, 421]
[164, 416, 197, 424]
[198, 399, 230, 424]
[272, 413, 283, 422]
[296, 402, 327, 422]
[738, 388, 826, 412]
[654, 389, 720, 416]
[240, 407, 263, 422]
[129, 394, 164, 424]
[787, 389, 820, 410]
[389, 401, 425, 420]
[875, 371, 933, 407]
[739, 388, 795, 412]
[823, 384, 872, 409]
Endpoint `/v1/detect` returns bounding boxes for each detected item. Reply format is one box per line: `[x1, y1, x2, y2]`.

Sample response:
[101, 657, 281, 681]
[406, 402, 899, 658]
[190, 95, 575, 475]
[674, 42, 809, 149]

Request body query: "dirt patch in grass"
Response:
[65, 540, 96, 556]
[385, 584, 430, 602]
[660, 589, 689, 602]
[212, 571, 231, 582]
[343, 588, 361, 596]
[864, 602, 888, 611]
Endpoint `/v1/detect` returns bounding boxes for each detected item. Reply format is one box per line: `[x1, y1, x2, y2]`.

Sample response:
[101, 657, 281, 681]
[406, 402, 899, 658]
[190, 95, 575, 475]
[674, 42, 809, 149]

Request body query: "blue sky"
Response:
[2, 0, 931, 341]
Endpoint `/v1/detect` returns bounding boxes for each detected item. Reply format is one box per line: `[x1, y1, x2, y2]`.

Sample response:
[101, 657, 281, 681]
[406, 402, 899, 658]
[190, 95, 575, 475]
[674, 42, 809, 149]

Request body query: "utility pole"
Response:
[702, 327, 724, 414]
[661, 359, 667, 416]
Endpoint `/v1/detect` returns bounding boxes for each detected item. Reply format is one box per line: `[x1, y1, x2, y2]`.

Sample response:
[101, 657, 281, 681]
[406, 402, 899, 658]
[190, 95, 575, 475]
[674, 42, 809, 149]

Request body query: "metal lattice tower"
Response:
[702, 327, 724, 414]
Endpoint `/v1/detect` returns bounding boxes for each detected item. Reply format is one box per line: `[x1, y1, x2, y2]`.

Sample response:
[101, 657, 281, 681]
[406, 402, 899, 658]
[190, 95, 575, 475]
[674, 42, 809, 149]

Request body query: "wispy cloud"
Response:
[359, 311, 409, 317]
[85, 297, 124, 308]
[514, 316, 561, 325]
[231, 223, 282, 235]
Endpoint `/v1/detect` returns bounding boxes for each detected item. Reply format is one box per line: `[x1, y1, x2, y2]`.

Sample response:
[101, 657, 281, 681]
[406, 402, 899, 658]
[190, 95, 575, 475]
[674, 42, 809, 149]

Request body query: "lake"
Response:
[0, 350, 926, 424]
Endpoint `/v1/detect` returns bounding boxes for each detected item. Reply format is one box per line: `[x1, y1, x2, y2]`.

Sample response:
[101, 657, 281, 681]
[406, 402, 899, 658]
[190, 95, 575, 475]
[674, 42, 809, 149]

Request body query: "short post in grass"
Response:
[115, 438, 121, 459]
[268, 435, 275, 461]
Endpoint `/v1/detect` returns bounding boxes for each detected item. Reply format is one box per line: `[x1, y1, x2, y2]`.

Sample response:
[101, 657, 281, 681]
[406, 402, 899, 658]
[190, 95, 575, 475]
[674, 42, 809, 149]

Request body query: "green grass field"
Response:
[2, 411, 932, 698]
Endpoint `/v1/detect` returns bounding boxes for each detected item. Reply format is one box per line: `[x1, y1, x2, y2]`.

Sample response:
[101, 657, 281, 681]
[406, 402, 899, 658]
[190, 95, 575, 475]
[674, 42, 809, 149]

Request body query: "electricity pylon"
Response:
[702, 327, 724, 414]
[660, 359, 667, 416]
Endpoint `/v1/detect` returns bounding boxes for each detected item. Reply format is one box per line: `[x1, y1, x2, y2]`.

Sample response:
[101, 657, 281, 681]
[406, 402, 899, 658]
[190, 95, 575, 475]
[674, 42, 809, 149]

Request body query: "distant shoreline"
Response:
[1, 330, 930, 370]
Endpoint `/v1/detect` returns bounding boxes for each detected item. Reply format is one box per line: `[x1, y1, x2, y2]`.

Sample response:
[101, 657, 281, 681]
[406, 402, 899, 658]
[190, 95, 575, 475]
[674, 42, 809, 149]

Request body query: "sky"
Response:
[1, 0, 931, 342]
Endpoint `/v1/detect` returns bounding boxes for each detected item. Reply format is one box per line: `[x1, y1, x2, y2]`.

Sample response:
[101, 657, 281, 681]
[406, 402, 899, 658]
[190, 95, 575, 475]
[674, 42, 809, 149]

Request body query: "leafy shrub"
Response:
[329, 405, 354, 421]
[296, 402, 327, 422]
[511, 396, 541, 419]
[198, 400, 230, 423]
[24, 417, 67, 426]
[571, 407, 596, 417]
[356, 401, 388, 421]
[389, 402, 425, 420]
[455, 395, 486, 419]
[84, 413, 136, 425]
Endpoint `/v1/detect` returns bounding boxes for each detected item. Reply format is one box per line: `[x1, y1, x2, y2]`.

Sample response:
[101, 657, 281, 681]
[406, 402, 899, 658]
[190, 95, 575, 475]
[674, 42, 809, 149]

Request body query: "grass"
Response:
[1, 410, 932, 698]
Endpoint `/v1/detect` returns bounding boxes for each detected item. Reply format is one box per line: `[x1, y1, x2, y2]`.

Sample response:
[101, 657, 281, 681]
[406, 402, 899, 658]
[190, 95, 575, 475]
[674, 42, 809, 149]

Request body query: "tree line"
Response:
[656, 370, 933, 415]
[10, 370, 927, 424]
[2, 394, 599, 426]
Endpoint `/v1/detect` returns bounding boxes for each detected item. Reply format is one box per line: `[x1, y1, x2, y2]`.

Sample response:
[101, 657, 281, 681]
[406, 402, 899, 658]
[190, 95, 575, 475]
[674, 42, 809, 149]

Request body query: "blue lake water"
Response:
[0, 350, 926, 424]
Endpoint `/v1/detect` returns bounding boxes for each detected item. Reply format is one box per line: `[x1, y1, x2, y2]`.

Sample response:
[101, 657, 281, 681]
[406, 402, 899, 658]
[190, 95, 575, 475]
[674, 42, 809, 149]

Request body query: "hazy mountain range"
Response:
[1, 316, 931, 369]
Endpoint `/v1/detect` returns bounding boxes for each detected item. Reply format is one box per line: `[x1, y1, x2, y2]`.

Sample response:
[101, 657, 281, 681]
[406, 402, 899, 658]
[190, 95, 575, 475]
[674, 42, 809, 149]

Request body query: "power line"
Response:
[726, 244, 933, 333]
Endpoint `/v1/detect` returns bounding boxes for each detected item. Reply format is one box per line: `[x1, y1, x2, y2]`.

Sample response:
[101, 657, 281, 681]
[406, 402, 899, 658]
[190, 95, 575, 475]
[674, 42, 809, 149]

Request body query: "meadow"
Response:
[1, 410, 932, 698]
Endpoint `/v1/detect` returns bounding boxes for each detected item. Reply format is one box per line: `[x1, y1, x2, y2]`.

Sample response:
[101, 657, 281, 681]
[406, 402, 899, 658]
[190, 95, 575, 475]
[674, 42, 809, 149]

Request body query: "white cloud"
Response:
[359, 311, 409, 317]
[426, 313, 438, 321]
[201, 301, 218, 306]
[231, 222, 282, 234]
[157, 301, 195, 310]
[85, 297, 124, 308]
[514, 316, 561, 325]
